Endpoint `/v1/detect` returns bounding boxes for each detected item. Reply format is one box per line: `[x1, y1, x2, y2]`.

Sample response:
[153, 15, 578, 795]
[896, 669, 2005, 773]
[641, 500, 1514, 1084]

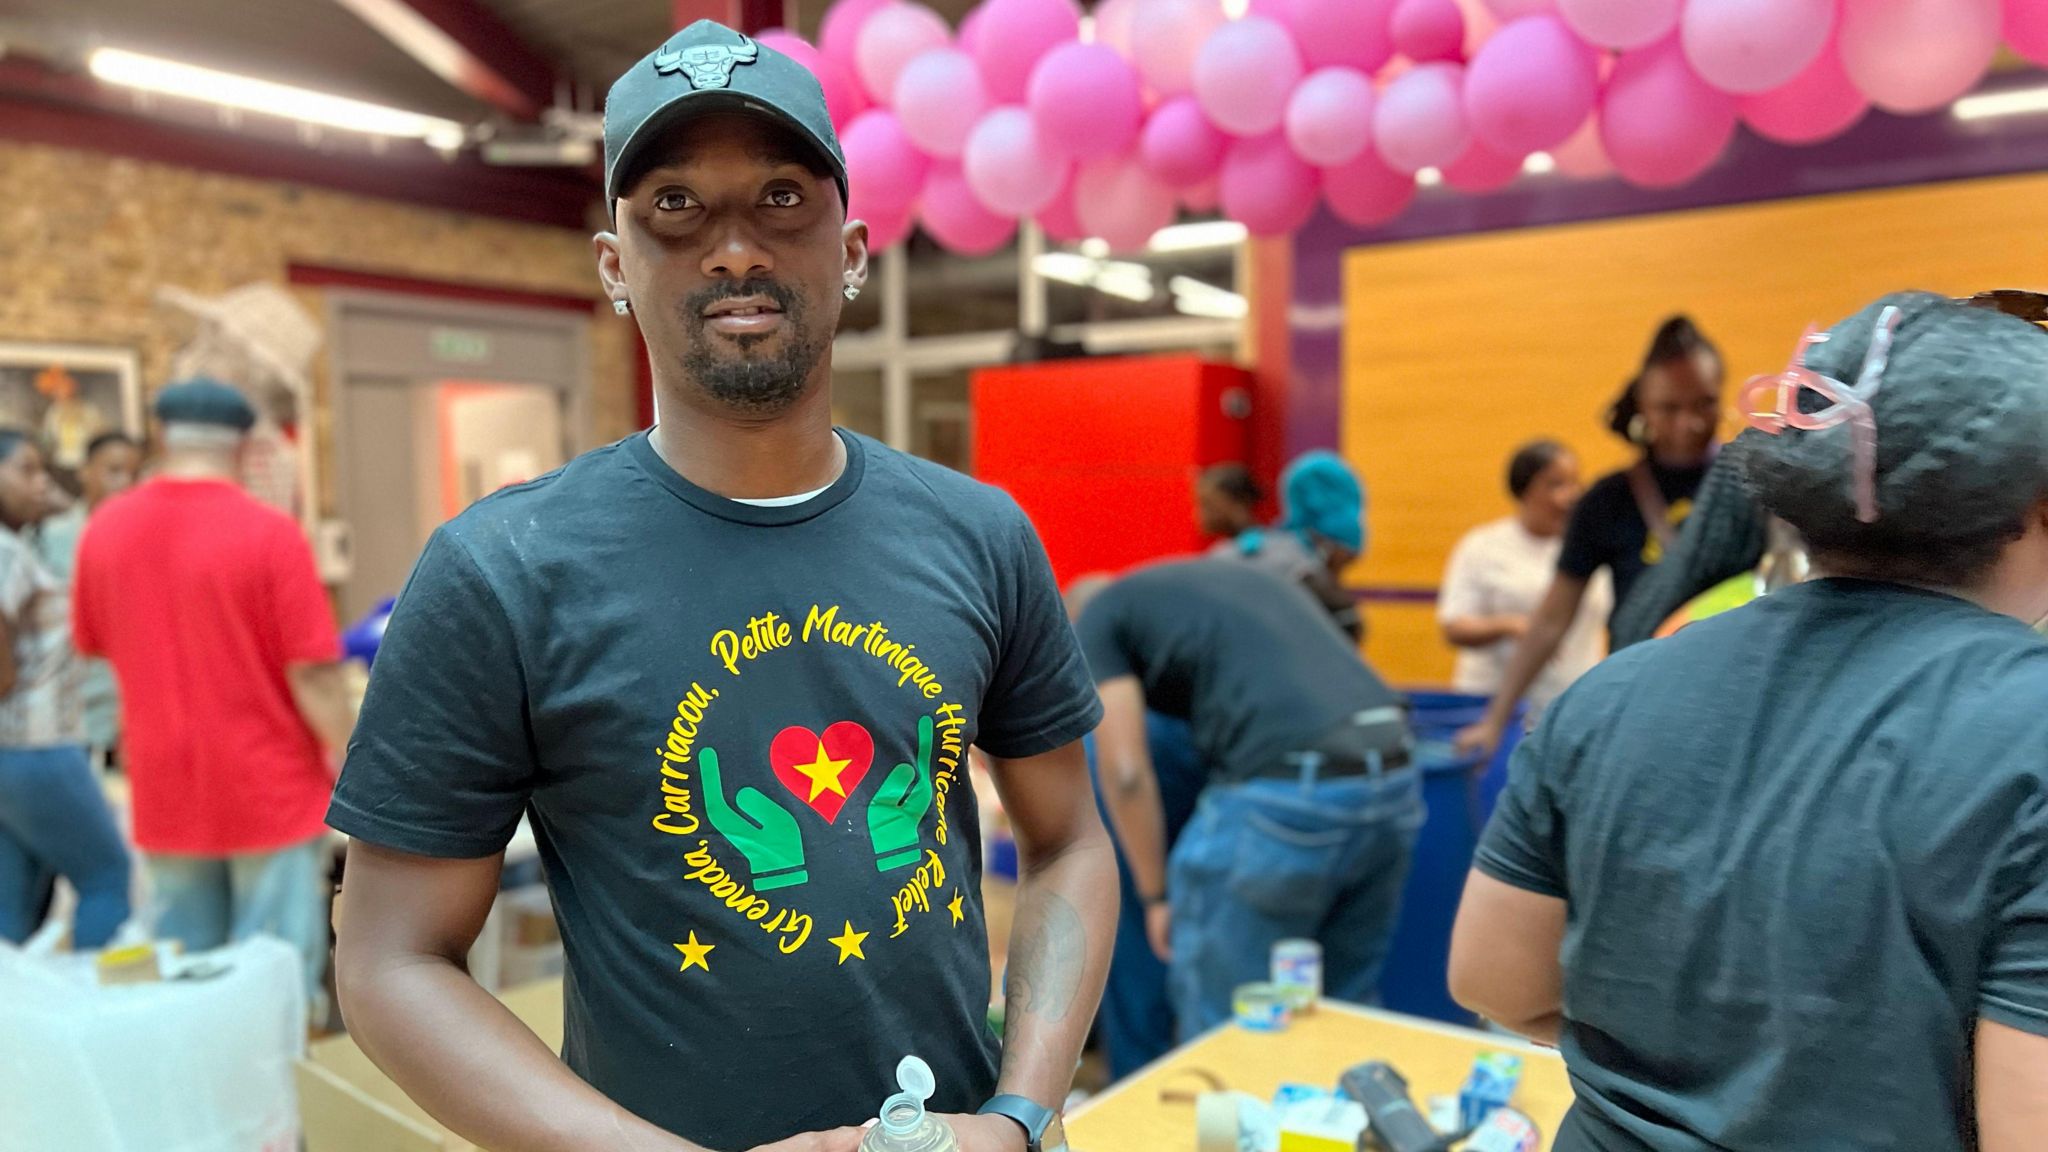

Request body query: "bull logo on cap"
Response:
[654, 32, 760, 90]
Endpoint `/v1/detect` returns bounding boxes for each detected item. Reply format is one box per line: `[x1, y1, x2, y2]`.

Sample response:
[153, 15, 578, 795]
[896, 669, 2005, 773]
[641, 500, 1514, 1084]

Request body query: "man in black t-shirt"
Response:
[1077, 560, 1421, 1036]
[329, 23, 1111, 1152]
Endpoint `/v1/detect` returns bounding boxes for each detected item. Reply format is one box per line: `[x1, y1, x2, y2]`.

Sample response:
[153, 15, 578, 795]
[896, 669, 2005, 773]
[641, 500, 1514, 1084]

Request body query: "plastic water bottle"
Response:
[859, 1056, 958, 1152]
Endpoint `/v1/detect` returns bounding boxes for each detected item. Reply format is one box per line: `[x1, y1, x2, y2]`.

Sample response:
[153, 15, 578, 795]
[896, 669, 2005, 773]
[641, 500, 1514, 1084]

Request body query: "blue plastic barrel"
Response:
[1379, 692, 1525, 1025]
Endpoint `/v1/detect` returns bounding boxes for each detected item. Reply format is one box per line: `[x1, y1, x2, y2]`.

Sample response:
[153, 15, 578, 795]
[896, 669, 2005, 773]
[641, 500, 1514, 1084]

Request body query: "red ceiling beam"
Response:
[673, 0, 788, 34]
[331, 0, 562, 121]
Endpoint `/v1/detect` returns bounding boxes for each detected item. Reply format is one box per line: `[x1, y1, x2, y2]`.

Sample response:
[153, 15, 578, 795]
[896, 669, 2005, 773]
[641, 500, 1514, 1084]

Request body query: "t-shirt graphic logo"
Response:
[769, 722, 873, 823]
[653, 33, 760, 90]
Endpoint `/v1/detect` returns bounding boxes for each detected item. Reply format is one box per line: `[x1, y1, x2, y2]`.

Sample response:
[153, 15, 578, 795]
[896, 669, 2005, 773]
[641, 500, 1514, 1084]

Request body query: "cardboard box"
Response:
[297, 979, 564, 1152]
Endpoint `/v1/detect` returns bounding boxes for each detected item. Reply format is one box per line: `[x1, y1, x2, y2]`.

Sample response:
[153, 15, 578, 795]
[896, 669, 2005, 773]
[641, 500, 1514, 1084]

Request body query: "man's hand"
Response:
[700, 747, 810, 890]
[939, 1112, 1029, 1152]
[742, 1126, 866, 1152]
[1454, 716, 1505, 761]
[1145, 901, 1172, 962]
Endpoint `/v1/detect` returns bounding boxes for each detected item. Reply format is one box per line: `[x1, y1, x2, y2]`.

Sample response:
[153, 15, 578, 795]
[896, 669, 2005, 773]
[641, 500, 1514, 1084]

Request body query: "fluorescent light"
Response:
[1148, 220, 1248, 253]
[1222, 0, 1251, 17]
[1522, 151, 1556, 175]
[1078, 237, 1111, 259]
[89, 48, 467, 144]
[1953, 86, 2048, 121]
[1033, 253, 1156, 302]
[1169, 275, 1248, 319]
[1417, 167, 1443, 186]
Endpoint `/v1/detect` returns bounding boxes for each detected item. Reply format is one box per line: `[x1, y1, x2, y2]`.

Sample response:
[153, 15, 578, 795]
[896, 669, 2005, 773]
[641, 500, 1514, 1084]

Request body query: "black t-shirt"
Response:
[1478, 580, 2048, 1151]
[1556, 459, 1709, 618]
[1075, 559, 1403, 781]
[329, 430, 1101, 1149]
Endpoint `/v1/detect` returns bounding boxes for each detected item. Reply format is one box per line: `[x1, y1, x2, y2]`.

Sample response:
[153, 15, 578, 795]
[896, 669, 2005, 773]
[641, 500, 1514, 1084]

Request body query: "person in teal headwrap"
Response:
[1227, 451, 1367, 639]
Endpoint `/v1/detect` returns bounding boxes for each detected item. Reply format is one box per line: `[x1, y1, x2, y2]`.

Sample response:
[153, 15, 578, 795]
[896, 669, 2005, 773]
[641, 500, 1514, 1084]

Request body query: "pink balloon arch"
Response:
[771, 0, 2034, 252]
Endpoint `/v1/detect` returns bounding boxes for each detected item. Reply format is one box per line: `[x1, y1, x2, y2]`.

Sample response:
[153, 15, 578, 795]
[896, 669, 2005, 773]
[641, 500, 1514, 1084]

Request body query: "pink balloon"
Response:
[1444, 139, 1524, 192]
[1600, 38, 1736, 188]
[1182, 177, 1222, 213]
[963, 106, 1071, 216]
[959, 4, 989, 55]
[821, 0, 895, 71]
[1221, 134, 1321, 235]
[1028, 43, 1145, 161]
[1140, 96, 1232, 186]
[1483, 0, 1553, 17]
[1284, 0, 1398, 72]
[920, 164, 1018, 255]
[1323, 149, 1417, 228]
[894, 50, 989, 158]
[1075, 155, 1178, 252]
[842, 110, 932, 218]
[1286, 68, 1377, 166]
[1839, 0, 1999, 114]
[757, 34, 868, 130]
[1392, 0, 1467, 61]
[1681, 0, 1832, 96]
[856, 4, 952, 104]
[1465, 15, 1599, 154]
[1134, 0, 1229, 97]
[1035, 178, 1087, 242]
[1550, 114, 1612, 177]
[1557, 0, 1676, 49]
[971, 0, 1084, 104]
[864, 199, 916, 250]
[1739, 36, 1867, 144]
[1374, 62, 1469, 173]
[1194, 17, 1306, 137]
[2011, 0, 2048, 66]
[1094, 0, 1143, 56]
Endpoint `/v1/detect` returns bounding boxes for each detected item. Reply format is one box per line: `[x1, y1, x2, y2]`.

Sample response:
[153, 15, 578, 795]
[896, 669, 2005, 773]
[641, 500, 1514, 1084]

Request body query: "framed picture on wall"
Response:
[0, 343, 144, 485]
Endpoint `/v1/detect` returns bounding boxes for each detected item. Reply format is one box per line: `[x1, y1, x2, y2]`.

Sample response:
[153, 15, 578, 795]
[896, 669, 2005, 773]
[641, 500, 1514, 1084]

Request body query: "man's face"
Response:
[82, 442, 140, 506]
[598, 113, 867, 417]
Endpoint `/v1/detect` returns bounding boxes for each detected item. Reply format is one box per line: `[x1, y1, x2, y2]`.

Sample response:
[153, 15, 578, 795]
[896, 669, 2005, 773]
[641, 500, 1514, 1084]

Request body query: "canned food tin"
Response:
[1232, 982, 1293, 1031]
[1271, 938, 1323, 1009]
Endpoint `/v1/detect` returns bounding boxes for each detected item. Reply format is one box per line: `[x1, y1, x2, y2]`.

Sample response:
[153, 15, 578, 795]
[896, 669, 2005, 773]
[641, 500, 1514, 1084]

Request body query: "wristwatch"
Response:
[977, 1093, 1067, 1152]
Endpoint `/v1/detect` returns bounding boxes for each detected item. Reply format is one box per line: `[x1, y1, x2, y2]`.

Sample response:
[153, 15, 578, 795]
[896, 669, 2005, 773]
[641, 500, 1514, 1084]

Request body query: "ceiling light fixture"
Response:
[1147, 220, 1249, 253]
[1033, 253, 1156, 303]
[1952, 86, 2048, 121]
[1168, 276, 1248, 319]
[89, 47, 467, 148]
[1522, 151, 1556, 175]
[1416, 167, 1443, 187]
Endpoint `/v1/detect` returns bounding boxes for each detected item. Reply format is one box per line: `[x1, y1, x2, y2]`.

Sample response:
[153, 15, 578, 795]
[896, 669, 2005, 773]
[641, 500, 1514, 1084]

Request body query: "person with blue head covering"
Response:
[1229, 451, 1368, 640]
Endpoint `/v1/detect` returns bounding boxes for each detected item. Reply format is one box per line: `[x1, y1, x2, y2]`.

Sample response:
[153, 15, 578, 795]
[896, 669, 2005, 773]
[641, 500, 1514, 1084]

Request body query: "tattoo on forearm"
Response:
[1005, 891, 1084, 1025]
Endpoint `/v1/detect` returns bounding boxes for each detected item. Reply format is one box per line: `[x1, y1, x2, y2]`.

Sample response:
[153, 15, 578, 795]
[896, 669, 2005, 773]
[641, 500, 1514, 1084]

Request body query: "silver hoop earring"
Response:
[613, 299, 632, 316]
[842, 283, 860, 302]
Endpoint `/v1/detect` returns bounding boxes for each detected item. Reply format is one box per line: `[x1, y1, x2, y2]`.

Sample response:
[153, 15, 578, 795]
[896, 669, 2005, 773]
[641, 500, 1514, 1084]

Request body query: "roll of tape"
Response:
[1195, 1092, 1245, 1152]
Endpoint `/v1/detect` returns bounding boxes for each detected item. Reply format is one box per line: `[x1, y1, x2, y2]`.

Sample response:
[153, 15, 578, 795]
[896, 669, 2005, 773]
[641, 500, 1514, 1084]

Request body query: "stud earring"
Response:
[843, 283, 860, 302]
[613, 299, 632, 316]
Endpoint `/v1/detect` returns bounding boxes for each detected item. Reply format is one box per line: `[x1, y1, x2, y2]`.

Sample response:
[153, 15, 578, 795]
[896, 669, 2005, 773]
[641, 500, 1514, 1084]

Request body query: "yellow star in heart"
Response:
[673, 931, 714, 973]
[947, 888, 966, 926]
[793, 740, 853, 802]
[829, 920, 869, 965]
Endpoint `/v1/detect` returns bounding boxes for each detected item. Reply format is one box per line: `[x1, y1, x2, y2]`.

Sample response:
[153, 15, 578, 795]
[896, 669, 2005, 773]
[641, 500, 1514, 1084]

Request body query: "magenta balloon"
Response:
[971, 0, 1084, 104]
[1140, 96, 1232, 187]
[1075, 155, 1178, 252]
[863, 198, 916, 250]
[757, 34, 868, 130]
[1550, 114, 1612, 177]
[919, 164, 1018, 255]
[1443, 139, 1524, 192]
[1194, 16, 1306, 137]
[958, 3, 989, 55]
[962, 105, 1070, 216]
[1557, 0, 1676, 49]
[1035, 179, 1087, 242]
[1028, 43, 1145, 161]
[821, 0, 895, 71]
[1220, 134, 1321, 235]
[1391, 0, 1467, 62]
[1285, 0, 1398, 72]
[1839, 0, 1999, 114]
[1599, 38, 1736, 189]
[1323, 148, 1417, 228]
[1373, 62, 1469, 174]
[1133, 0, 1230, 97]
[842, 110, 932, 215]
[1182, 177, 1222, 213]
[1483, 0, 1553, 16]
[1465, 15, 1599, 155]
[856, 4, 952, 104]
[1285, 68, 1377, 167]
[1680, 0, 1832, 96]
[2011, 0, 2048, 66]
[1738, 36, 1867, 144]
[894, 50, 989, 157]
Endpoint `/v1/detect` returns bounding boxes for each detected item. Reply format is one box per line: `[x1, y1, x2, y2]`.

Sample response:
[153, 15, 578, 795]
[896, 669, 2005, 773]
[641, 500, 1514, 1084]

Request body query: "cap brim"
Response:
[607, 90, 847, 207]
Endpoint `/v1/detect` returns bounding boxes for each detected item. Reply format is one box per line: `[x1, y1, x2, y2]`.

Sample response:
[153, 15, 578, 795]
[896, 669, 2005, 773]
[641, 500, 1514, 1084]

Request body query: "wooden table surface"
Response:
[1066, 1002, 1574, 1151]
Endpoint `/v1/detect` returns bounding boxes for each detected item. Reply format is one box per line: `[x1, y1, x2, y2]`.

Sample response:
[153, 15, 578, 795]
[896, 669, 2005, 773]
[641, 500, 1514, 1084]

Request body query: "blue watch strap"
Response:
[977, 1093, 1054, 1149]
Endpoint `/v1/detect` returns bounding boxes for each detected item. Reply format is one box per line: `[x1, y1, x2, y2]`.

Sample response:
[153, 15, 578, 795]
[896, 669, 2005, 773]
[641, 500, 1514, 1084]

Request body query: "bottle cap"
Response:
[896, 1055, 936, 1102]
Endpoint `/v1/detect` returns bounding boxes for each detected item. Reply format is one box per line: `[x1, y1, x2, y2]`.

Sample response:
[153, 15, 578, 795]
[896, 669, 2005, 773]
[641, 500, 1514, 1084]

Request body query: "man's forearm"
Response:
[996, 833, 1117, 1112]
[1100, 756, 1168, 901]
[288, 662, 357, 753]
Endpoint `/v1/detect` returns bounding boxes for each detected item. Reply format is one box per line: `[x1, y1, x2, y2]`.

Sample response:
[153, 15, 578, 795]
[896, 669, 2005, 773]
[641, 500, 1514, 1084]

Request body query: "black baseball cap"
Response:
[604, 20, 849, 209]
[154, 378, 256, 432]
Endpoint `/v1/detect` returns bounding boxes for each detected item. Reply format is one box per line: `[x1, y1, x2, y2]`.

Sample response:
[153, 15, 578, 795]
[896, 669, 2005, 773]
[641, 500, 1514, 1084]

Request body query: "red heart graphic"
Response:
[769, 722, 875, 823]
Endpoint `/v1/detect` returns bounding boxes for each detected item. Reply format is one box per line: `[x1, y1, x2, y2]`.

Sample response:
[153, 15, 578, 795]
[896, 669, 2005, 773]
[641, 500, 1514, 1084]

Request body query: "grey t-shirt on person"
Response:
[0, 526, 82, 748]
[1478, 579, 2048, 1152]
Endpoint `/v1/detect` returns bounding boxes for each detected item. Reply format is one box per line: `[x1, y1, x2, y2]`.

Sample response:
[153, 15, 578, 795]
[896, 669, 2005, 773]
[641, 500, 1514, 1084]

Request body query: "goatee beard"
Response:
[680, 279, 827, 416]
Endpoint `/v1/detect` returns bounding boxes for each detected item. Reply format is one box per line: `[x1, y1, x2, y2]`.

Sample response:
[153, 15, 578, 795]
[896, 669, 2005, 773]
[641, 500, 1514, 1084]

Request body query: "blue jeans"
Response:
[148, 841, 328, 1005]
[0, 744, 132, 948]
[1168, 768, 1424, 1036]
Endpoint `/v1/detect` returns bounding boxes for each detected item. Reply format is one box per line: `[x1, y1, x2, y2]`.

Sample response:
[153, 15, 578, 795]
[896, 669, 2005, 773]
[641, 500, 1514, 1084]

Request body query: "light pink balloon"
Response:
[1029, 43, 1145, 160]
[1600, 38, 1736, 188]
[842, 110, 932, 216]
[1220, 134, 1322, 235]
[2011, 0, 2048, 66]
[757, 33, 868, 130]
[1392, 0, 1467, 61]
[971, 0, 1084, 104]
[856, 5, 952, 104]
[1550, 114, 1612, 177]
[963, 106, 1071, 216]
[1681, 0, 1833, 96]
[1035, 178, 1087, 242]
[1374, 62, 1469, 173]
[821, 0, 895, 71]
[1739, 36, 1867, 143]
[1182, 177, 1222, 213]
[1557, 0, 1677, 49]
[1839, 0, 1999, 114]
[1444, 139, 1524, 192]
[1323, 149, 1417, 228]
[920, 164, 1017, 255]
[894, 50, 989, 157]
[1483, 0, 1553, 17]
[1134, 0, 1230, 98]
[1140, 96, 1232, 186]
[1286, 68, 1377, 166]
[1094, 0, 1144, 56]
[1285, 0, 1398, 72]
[1075, 155, 1179, 252]
[1465, 16, 1599, 155]
[1194, 16, 1306, 137]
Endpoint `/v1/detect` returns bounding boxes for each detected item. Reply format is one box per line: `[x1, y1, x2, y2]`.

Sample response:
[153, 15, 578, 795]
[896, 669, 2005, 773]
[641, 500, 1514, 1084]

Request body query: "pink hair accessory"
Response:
[1739, 304, 1904, 524]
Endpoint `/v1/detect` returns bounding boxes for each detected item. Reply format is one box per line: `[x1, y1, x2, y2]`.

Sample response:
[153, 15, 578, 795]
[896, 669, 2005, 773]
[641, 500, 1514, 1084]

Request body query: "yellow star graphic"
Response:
[792, 740, 853, 802]
[673, 931, 714, 973]
[829, 920, 869, 965]
[948, 888, 966, 926]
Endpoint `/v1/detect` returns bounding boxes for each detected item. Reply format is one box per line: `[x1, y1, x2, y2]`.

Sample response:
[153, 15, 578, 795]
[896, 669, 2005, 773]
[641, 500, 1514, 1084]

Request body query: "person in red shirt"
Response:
[73, 379, 354, 1002]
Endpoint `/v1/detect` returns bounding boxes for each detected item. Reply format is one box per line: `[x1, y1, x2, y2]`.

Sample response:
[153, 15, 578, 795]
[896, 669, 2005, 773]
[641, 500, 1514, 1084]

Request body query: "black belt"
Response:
[1248, 706, 1413, 782]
